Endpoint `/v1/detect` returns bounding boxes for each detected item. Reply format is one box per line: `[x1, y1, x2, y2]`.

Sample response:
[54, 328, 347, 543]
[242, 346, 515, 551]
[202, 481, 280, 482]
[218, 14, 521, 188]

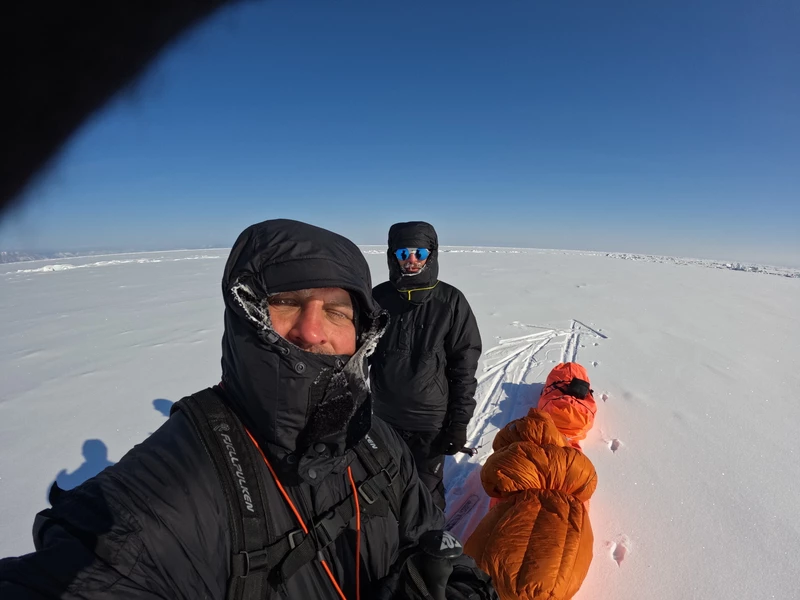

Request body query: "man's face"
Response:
[395, 247, 429, 275]
[268, 287, 356, 356]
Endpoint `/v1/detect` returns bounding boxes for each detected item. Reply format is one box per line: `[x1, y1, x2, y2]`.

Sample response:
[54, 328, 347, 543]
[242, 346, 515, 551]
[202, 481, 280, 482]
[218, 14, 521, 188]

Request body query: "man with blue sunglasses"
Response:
[394, 246, 431, 274]
[370, 222, 482, 511]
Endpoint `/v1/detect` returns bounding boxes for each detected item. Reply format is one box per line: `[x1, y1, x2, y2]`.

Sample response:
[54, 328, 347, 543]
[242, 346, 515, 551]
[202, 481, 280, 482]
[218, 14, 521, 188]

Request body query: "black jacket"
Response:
[370, 222, 482, 432]
[0, 220, 445, 599]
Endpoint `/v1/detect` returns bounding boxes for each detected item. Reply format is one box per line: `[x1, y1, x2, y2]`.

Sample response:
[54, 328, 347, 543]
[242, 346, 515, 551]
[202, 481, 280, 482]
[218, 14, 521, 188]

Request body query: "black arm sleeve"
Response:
[443, 292, 482, 426]
[0, 478, 171, 600]
[374, 423, 445, 548]
[0, 413, 228, 600]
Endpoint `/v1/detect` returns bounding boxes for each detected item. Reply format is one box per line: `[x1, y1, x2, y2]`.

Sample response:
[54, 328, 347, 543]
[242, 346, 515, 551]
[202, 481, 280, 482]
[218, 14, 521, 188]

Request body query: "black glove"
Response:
[374, 530, 498, 600]
[444, 556, 499, 600]
[437, 422, 468, 455]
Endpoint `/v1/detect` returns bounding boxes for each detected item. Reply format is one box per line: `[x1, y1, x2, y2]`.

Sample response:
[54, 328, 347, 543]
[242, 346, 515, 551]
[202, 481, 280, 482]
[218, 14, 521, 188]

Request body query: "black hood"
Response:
[220, 219, 387, 479]
[386, 221, 439, 294]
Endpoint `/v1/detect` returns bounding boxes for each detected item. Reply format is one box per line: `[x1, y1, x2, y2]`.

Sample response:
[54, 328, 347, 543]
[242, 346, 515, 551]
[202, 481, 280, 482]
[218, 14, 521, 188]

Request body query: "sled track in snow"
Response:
[468, 321, 606, 452]
[562, 320, 608, 363]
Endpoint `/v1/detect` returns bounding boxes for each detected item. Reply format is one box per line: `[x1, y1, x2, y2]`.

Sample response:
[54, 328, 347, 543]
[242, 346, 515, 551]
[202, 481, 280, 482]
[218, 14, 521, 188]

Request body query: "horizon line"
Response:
[2, 244, 799, 272]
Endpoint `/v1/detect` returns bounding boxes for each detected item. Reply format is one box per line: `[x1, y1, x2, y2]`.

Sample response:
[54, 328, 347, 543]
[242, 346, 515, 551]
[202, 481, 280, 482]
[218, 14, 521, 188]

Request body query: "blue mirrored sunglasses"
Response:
[395, 247, 430, 261]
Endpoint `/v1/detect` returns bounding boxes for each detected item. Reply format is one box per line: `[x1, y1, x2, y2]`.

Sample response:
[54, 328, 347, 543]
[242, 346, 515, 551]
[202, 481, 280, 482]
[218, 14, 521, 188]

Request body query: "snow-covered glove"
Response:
[374, 530, 498, 600]
[437, 423, 468, 455]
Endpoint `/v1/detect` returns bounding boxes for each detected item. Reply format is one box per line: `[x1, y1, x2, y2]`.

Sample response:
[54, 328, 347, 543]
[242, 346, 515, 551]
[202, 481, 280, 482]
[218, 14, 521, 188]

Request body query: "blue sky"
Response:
[2, 0, 798, 266]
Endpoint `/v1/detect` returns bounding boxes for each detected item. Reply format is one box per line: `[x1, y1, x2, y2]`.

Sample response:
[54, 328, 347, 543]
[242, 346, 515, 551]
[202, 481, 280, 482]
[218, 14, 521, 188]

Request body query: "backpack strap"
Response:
[173, 390, 405, 594]
[270, 429, 403, 585]
[267, 484, 360, 584]
[171, 388, 272, 600]
[353, 428, 403, 520]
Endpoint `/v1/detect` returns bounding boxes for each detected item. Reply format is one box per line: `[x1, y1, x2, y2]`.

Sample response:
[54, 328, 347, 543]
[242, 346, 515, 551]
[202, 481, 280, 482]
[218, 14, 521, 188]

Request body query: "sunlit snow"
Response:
[2, 247, 799, 599]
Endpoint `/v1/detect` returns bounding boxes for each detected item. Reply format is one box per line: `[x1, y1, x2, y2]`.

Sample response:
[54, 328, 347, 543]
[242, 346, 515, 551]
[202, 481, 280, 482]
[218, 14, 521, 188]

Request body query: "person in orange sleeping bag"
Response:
[538, 362, 597, 449]
[464, 364, 598, 600]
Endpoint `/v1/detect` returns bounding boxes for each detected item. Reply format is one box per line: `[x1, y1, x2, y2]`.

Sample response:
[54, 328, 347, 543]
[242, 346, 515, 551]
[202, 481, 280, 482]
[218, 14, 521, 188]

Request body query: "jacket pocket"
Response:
[432, 350, 448, 396]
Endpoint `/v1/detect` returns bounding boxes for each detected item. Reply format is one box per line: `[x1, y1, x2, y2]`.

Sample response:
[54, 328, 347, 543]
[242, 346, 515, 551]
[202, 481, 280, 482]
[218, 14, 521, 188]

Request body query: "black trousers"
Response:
[391, 427, 446, 511]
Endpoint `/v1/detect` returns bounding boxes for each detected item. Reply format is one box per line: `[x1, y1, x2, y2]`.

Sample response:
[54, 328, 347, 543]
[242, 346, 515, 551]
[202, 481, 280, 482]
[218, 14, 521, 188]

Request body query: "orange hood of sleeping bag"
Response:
[538, 362, 597, 447]
[464, 409, 597, 600]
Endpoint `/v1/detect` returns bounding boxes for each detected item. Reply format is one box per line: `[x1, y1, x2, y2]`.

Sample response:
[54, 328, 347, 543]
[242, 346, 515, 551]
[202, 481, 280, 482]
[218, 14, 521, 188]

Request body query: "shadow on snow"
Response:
[45, 398, 175, 504]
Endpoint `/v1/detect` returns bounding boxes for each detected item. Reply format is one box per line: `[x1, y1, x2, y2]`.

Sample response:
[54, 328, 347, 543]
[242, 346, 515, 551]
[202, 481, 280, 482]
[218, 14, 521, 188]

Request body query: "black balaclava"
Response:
[386, 221, 439, 292]
[220, 219, 387, 482]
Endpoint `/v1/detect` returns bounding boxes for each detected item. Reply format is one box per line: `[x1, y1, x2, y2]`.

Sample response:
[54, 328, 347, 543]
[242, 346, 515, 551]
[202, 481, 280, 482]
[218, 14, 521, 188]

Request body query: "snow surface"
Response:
[2, 247, 799, 599]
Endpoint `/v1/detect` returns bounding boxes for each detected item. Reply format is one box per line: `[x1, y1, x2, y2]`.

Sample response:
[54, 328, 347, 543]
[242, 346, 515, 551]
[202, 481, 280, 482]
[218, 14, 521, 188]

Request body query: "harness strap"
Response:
[173, 388, 403, 599]
[261, 451, 399, 584]
[353, 431, 403, 519]
[171, 388, 272, 600]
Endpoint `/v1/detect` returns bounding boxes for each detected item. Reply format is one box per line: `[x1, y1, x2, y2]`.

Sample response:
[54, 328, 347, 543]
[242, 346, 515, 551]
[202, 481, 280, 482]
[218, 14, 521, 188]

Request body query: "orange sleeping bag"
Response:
[464, 363, 598, 600]
[538, 362, 597, 448]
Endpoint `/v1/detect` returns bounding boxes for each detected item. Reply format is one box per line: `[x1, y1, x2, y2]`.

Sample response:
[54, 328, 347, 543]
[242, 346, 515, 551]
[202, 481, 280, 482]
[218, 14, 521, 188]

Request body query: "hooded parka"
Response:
[0, 220, 446, 600]
[370, 222, 482, 432]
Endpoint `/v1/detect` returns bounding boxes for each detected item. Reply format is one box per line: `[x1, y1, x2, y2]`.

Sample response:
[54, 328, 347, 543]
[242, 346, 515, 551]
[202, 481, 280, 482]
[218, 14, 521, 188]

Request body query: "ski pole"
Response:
[459, 446, 478, 456]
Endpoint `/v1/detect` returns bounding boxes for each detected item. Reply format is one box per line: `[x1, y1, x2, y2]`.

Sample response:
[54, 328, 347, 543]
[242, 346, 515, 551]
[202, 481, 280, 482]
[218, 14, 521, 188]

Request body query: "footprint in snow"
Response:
[609, 536, 631, 566]
[592, 361, 599, 367]
[601, 393, 609, 402]
[608, 438, 621, 453]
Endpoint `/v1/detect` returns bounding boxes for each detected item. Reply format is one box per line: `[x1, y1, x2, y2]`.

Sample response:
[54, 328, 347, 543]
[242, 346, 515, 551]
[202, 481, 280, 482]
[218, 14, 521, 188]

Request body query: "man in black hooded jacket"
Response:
[0, 219, 496, 600]
[370, 222, 482, 510]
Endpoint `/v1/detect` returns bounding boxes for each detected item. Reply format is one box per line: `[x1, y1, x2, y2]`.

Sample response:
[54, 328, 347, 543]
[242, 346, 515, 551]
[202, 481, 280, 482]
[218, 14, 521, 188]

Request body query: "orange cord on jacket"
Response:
[246, 429, 360, 600]
[347, 466, 361, 600]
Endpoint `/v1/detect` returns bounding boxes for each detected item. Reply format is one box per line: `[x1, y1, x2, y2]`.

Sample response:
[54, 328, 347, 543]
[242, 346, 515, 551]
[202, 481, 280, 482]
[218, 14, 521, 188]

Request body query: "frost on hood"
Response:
[231, 281, 272, 331]
[345, 310, 388, 389]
